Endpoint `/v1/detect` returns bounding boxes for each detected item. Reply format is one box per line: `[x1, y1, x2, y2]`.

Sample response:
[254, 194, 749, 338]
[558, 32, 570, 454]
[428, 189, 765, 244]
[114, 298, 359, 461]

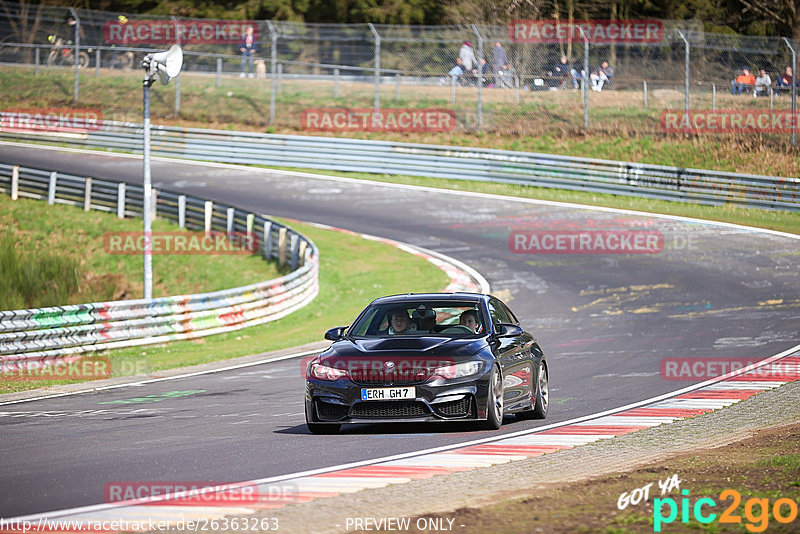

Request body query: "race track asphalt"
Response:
[1, 144, 798, 517]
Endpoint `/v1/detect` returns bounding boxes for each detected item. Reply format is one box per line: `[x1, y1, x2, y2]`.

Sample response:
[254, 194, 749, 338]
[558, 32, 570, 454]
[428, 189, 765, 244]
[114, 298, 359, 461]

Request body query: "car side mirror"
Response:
[324, 326, 347, 341]
[495, 323, 523, 337]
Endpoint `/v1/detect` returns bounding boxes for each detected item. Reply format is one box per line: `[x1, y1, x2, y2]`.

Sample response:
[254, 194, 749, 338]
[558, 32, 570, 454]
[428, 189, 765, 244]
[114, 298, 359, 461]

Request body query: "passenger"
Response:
[459, 310, 480, 332]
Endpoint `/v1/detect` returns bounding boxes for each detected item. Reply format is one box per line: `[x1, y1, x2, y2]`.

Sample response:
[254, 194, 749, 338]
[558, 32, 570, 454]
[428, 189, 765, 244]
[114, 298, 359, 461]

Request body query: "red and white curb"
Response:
[5, 348, 798, 532]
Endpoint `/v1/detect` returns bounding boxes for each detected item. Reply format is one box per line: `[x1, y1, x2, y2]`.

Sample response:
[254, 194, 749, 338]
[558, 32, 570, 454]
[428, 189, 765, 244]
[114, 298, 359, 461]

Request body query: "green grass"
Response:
[0, 194, 279, 307]
[1, 66, 798, 177]
[0, 214, 450, 394]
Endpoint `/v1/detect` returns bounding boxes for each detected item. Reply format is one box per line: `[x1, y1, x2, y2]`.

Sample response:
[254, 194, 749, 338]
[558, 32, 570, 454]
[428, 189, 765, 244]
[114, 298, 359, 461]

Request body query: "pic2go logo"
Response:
[654, 489, 799, 532]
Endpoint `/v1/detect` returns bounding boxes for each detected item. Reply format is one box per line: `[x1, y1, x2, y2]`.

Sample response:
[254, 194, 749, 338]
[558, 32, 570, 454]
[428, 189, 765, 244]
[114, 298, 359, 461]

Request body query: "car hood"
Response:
[320, 336, 487, 363]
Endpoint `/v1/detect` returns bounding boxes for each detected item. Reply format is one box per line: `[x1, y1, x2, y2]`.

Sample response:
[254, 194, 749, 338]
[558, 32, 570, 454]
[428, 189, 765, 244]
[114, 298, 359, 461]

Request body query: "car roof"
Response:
[368, 293, 491, 306]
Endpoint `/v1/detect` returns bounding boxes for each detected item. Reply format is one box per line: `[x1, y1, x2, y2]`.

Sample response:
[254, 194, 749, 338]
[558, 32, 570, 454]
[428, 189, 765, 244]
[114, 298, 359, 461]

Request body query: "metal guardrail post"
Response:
[226, 207, 235, 238]
[267, 20, 277, 125]
[11, 166, 19, 200]
[471, 24, 483, 133]
[712, 84, 716, 111]
[643, 81, 647, 109]
[578, 26, 589, 131]
[84, 177, 92, 211]
[395, 74, 400, 100]
[178, 195, 186, 228]
[117, 182, 125, 218]
[784, 38, 797, 146]
[290, 233, 299, 271]
[204, 200, 213, 235]
[246, 213, 254, 243]
[334, 68, 339, 98]
[450, 75, 456, 104]
[48, 171, 57, 204]
[677, 30, 690, 129]
[216, 57, 222, 88]
[263, 221, 273, 260]
[368, 23, 381, 118]
[69, 8, 80, 103]
[34, 46, 39, 75]
[278, 227, 287, 267]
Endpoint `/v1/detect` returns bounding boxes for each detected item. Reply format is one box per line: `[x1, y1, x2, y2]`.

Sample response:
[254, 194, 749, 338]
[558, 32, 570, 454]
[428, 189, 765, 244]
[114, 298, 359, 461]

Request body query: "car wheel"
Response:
[478, 365, 503, 430]
[517, 361, 548, 420]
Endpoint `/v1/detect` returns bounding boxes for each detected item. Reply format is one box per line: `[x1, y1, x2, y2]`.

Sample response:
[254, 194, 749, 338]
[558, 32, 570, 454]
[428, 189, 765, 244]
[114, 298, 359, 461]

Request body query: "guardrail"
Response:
[0, 162, 319, 369]
[1, 122, 798, 210]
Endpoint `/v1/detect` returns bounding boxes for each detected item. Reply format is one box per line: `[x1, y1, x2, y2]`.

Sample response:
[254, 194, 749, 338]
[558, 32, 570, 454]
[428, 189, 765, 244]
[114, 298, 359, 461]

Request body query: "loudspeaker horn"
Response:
[149, 44, 183, 85]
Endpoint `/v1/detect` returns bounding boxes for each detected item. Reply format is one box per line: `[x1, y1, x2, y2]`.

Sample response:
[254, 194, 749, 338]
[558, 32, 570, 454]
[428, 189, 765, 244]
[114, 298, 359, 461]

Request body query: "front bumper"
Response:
[305, 370, 492, 425]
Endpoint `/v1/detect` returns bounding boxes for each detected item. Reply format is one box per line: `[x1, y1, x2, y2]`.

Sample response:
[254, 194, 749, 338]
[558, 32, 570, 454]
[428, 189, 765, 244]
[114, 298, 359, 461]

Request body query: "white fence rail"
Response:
[0, 162, 319, 369]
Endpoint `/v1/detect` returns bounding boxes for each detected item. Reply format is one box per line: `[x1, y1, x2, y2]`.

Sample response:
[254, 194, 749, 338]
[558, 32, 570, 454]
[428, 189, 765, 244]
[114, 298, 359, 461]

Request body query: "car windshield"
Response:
[349, 301, 485, 338]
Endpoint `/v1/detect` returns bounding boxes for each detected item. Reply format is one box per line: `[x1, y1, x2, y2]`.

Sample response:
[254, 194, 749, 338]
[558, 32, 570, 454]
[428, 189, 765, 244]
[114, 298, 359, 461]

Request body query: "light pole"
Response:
[141, 44, 183, 299]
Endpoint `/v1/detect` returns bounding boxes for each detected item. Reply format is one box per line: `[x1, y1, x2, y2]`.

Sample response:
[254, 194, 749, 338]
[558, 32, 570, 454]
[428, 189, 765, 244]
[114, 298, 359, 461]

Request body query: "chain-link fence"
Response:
[0, 3, 797, 146]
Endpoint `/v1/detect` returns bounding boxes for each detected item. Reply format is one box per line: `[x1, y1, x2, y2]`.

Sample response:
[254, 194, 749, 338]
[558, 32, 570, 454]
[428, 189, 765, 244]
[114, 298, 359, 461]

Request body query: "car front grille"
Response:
[434, 396, 472, 417]
[349, 369, 432, 386]
[351, 400, 430, 418]
[315, 400, 348, 421]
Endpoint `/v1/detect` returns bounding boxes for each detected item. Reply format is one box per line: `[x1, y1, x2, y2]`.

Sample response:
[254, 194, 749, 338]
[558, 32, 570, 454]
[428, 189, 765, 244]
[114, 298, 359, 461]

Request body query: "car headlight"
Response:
[308, 363, 348, 381]
[433, 360, 484, 379]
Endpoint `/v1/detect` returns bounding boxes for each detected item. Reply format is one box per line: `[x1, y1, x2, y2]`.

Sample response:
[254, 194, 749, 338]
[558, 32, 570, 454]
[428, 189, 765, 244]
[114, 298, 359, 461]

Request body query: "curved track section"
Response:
[0, 143, 798, 519]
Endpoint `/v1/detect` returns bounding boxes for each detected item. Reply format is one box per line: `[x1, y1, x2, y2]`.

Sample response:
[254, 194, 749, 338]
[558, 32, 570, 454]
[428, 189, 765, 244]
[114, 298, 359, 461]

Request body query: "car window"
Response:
[488, 299, 511, 325]
[501, 301, 519, 324]
[349, 301, 484, 337]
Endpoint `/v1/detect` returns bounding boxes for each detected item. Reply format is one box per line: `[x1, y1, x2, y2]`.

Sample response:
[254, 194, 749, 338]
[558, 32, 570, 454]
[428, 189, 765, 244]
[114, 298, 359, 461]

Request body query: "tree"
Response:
[738, 0, 800, 41]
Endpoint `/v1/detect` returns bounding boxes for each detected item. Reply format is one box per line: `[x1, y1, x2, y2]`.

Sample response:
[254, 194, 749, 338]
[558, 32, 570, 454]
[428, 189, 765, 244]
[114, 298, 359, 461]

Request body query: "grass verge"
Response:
[401, 421, 800, 534]
[0, 193, 279, 308]
[0, 217, 450, 394]
[1, 66, 798, 177]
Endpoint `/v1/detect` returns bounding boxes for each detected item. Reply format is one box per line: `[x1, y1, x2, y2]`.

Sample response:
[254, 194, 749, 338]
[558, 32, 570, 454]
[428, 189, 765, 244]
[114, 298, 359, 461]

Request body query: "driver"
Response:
[459, 310, 480, 332]
[387, 308, 417, 335]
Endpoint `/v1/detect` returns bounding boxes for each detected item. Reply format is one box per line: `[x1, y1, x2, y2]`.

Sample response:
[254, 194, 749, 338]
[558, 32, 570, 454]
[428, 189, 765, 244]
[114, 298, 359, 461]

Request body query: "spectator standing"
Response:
[239, 26, 257, 78]
[590, 61, 613, 91]
[730, 67, 755, 95]
[459, 41, 477, 84]
[754, 68, 771, 97]
[492, 42, 511, 88]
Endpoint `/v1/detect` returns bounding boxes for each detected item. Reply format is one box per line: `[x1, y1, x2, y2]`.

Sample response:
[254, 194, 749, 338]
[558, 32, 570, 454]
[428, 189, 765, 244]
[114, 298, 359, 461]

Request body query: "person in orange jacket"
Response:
[731, 66, 756, 95]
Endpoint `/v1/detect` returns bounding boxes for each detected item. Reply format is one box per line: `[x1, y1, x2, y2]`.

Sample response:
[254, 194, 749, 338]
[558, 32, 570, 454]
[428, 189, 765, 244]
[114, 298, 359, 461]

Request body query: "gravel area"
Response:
[255, 379, 800, 534]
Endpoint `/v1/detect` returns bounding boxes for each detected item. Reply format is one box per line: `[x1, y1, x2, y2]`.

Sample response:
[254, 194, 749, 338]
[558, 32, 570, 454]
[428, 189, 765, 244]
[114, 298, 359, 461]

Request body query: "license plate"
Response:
[361, 387, 416, 401]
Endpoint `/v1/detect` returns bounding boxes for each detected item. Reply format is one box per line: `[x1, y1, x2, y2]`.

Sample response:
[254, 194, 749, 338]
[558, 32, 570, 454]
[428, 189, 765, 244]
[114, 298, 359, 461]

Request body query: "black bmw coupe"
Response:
[305, 293, 548, 433]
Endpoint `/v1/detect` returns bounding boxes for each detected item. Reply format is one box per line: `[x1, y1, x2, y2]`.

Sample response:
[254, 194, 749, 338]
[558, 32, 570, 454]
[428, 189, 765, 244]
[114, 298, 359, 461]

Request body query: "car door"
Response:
[494, 299, 536, 411]
[487, 299, 524, 410]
